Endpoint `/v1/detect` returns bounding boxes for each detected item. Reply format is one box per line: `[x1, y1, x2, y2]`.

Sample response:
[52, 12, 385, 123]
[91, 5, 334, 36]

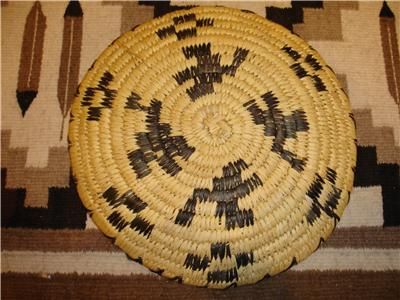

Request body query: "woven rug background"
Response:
[1, 1, 400, 299]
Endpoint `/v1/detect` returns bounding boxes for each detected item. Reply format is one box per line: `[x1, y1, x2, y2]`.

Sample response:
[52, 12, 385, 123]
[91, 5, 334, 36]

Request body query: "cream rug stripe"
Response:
[1, 251, 154, 276]
[2, 249, 400, 275]
[292, 248, 400, 271]
[338, 186, 383, 228]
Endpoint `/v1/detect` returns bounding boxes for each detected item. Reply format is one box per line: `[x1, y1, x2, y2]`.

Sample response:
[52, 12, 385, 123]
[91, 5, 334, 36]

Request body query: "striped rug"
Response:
[2, 1, 400, 299]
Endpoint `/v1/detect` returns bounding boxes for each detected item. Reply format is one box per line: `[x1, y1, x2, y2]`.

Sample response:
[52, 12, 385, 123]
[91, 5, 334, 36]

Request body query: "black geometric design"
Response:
[64, 0, 83, 17]
[138, 1, 192, 18]
[82, 71, 117, 121]
[311, 75, 327, 91]
[282, 45, 301, 60]
[183, 253, 210, 272]
[107, 211, 129, 232]
[101, 186, 153, 233]
[16, 91, 38, 117]
[211, 242, 231, 260]
[130, 215, 155, 238]
[1, 168, 87, 229]
[126, 97, 195, 178]
[354, 146, 400, 227]
[266, 1, 323, 32]
[235, 251, 254, 269]
[175, 159, 261, 229]
[207, 268, 238, 284]
[291, 63, 308, 78]
[380, 1, 394, 18]
[1, 168, 26, 227]
[156, 13, 214, 41]
[243, 91, 309, 172]
[184, 241, 252, 283]
[305, 54, 322, 71]
[102, 186, 147, 213]
[281, 45, 327, 92]
[306, 171, 342, 225]
[175, 43, 249, 101]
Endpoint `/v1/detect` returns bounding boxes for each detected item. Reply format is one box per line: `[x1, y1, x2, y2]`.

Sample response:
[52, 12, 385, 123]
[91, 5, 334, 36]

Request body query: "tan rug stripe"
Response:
[102, 1, 154, 34]
[3, 227, 400, 252]
[2, 249, 400, 275]
[294, 1, 359, 41]
[2, 271, 400, 299]
[353, 109, 400, 164]
[1, 130, 70, 208]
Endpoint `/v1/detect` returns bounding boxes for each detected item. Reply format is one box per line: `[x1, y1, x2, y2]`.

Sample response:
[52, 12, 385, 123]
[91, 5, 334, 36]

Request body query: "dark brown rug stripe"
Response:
[322, 226, 400, 248]
[2, 271, 400, 300]
[3, 227, 400, 252]
[1, 228, 118, 252]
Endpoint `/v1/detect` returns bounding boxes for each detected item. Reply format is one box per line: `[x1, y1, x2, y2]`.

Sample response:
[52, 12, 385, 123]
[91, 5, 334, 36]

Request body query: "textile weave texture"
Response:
[1, 1, 400, 299]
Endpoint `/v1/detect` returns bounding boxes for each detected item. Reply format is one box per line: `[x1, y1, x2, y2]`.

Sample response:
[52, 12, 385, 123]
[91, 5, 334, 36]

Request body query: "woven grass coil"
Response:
[68, 6, 357, 288]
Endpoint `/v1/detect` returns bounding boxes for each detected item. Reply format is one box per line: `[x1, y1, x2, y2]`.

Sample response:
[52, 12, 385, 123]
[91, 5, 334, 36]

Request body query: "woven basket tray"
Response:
[69, 6, 356, 288]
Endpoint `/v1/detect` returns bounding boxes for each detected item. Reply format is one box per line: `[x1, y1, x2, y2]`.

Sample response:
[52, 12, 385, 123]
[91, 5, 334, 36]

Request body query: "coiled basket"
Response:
[69, 6, 356, 288]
